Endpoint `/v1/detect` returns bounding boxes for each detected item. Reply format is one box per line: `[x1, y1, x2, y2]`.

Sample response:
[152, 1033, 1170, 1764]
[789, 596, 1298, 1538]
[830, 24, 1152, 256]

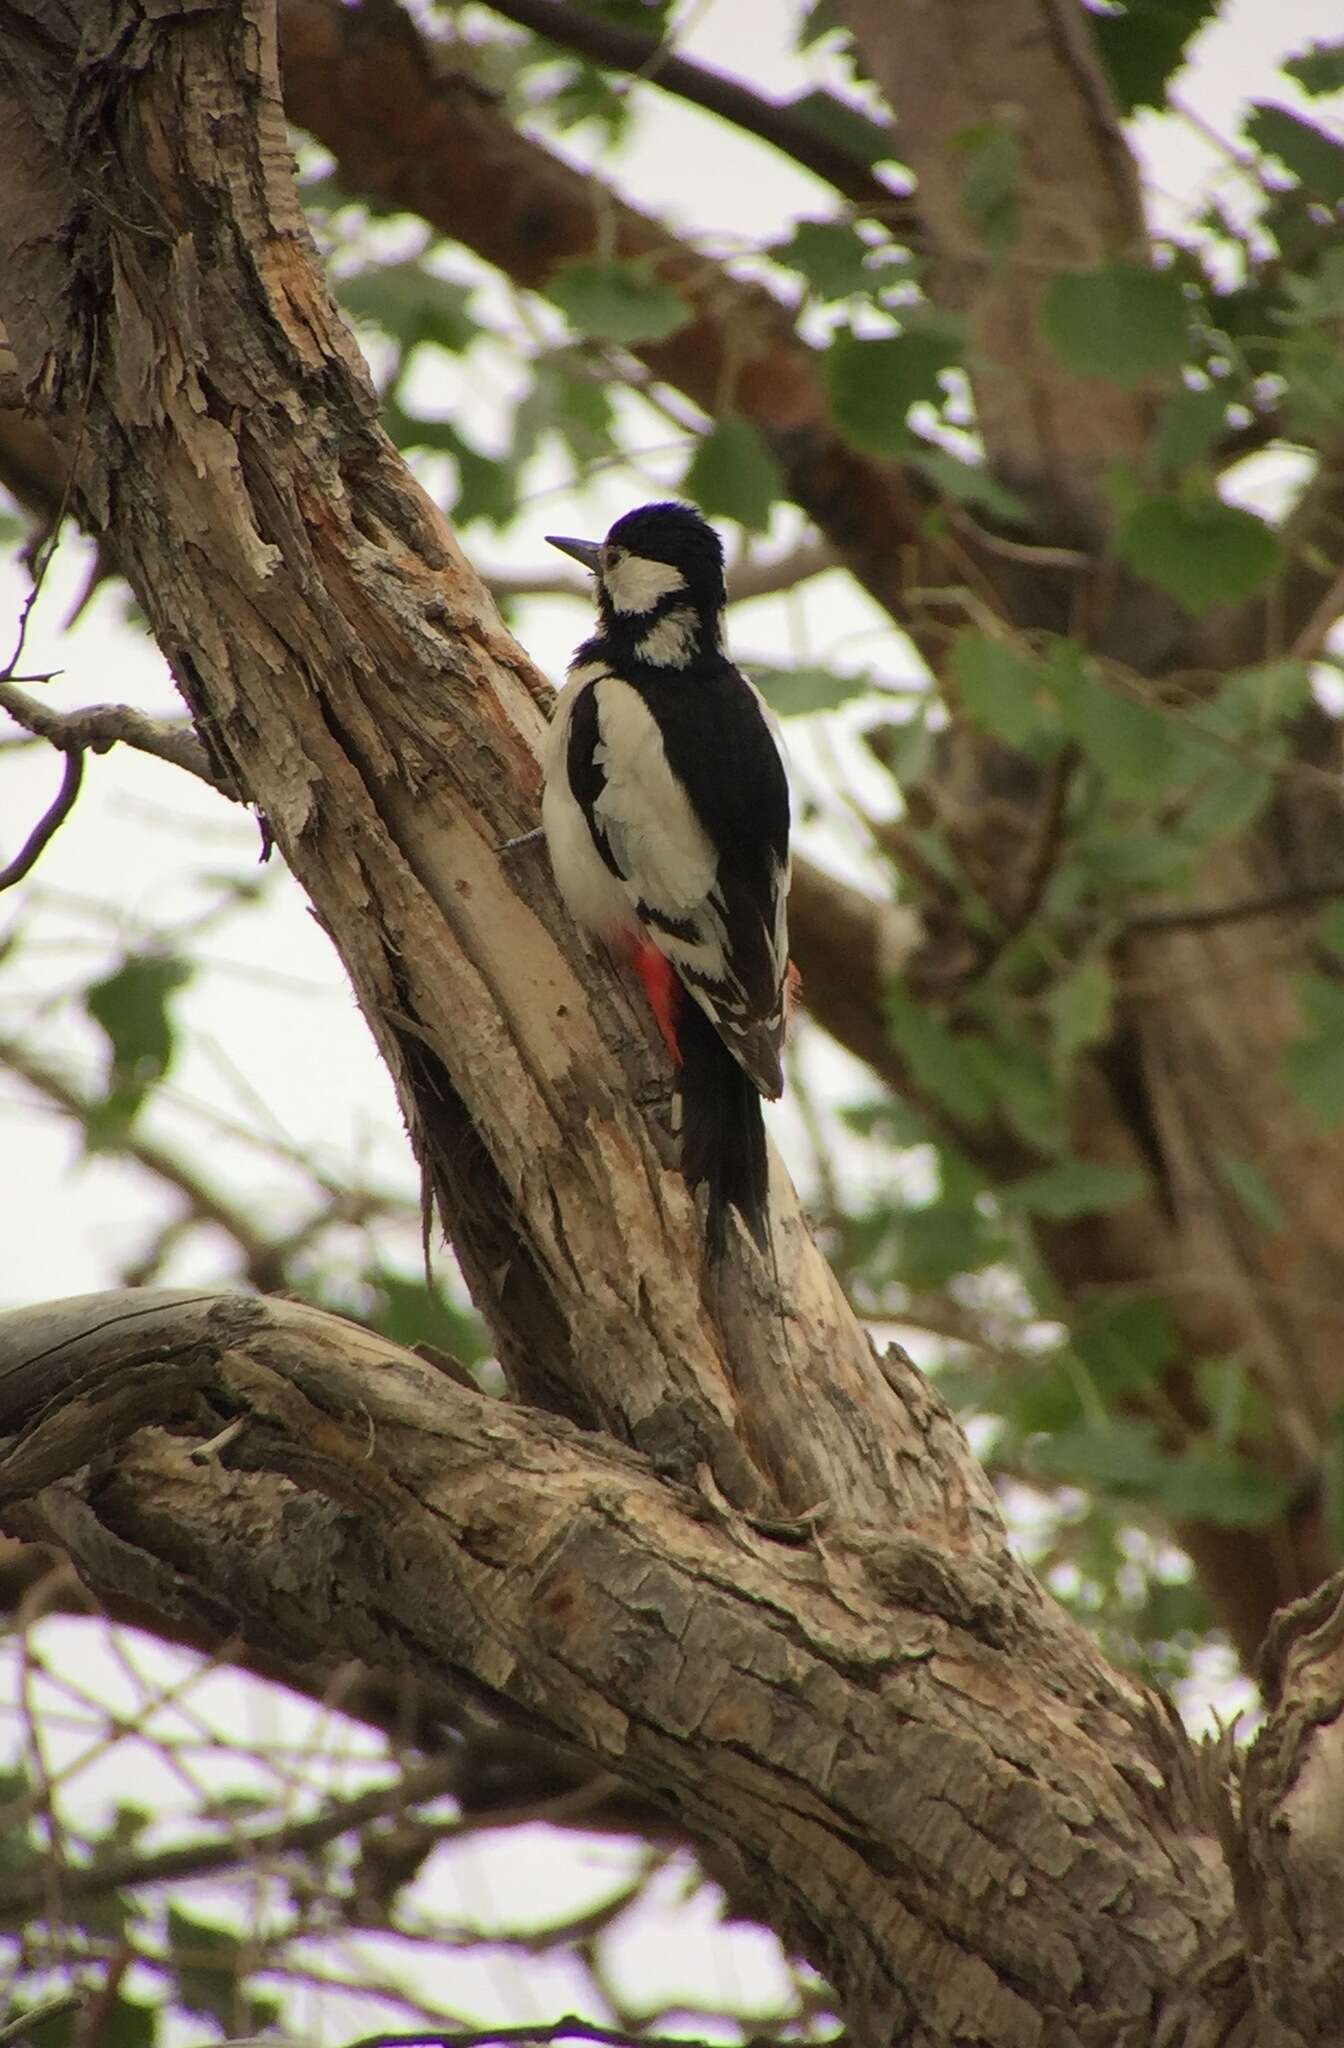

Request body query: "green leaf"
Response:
[823, 324, 963, 454]
[1047, 957, 1113, 1064]
[1176, 758, 1274, 846]
[1282, 245, 1344, 323]
[1201, 659, 1312, 739]
[746, 663, 870, 717]
[956, 120, 1020, 256]
[338, 263, 477, 354]
[771, 218, 874, 300]
[1283, 974, 1344, 1129]
[890, 1192, 1005, 1290]
[1149, 384, 1228, 478]
[1031, 1419, 1292, 1528]
[1194, 1354, 1263, 1450]
[545, 62, 631, 142]
[1042, 264, 1189, 386]
[1319, 903, 1344, 958]
[1214, 1153, 1285, 1233]
[373, 1271, 489, 1365]
[1246, 104, 1344, 204]
[167, 1904, 247, 2029]
[1088, 0, 1217, 114]
[384, 406, 519, 528]
[1030, 1417, 1170, 1493]
[967, 1031, 1061, 1151]
[685, 413, 785, 533]
[1284, 40, 1344, 95]
[1298, 964, 1344, 1036]
[1282, 325, 1344, 437]
[546, 260, 692, 345]
[1148, 1449, 1295, 1529]
[1044, 647, 1207, 799]
[884, 986, 995, 1124]
[84, 952, 192, 1134]
[951, 634, 1059, 751]
[514, 361, 616, 470]
[867, 710, 934, 784]
[908, 447, 1030, 524]
[1073, 1296, 1178, 1396]
[407, 419, 519, 530]
[1006, 1157, 1148, 1220]
[1115, 494, 1280, 613]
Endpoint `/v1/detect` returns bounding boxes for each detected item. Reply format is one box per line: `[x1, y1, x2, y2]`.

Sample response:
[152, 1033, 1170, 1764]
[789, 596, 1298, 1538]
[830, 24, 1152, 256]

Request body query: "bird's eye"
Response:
[603, 546, 625, 569]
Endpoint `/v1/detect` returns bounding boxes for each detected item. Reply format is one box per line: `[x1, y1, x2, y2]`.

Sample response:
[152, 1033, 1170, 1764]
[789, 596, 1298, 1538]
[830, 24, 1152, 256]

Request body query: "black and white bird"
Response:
[540, 501, 791, 1257]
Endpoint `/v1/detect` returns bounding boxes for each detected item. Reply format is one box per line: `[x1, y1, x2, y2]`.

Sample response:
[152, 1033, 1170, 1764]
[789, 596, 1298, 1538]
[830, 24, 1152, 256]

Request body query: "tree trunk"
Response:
[2, 3, 1344, 2040]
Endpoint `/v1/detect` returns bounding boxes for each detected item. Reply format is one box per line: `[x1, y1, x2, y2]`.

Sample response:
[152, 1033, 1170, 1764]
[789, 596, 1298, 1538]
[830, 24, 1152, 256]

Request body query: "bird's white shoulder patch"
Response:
[603, 553, 686, 615]
[634, 607, 696, 666]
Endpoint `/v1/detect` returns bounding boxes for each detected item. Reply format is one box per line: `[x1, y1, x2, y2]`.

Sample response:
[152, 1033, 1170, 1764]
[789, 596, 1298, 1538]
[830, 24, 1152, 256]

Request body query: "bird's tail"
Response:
[676, 992, 770, 1258]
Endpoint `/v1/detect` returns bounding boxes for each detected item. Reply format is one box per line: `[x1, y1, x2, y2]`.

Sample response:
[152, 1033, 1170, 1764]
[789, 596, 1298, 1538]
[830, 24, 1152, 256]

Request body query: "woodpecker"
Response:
[540, 501, 790, 1257]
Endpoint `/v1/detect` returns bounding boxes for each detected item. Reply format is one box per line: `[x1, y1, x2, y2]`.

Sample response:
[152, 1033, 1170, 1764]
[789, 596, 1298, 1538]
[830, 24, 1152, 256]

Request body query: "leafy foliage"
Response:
[8, 19, 1344, 2041]
[1087, 0, 1220, 113]
[1041, 263, 1190, 386]
[823, 320, 964, 453]
[687, 414, 786, 532]
[546, 259, 693, 345]
[83, 951, 193, 1138]
[1115, 494, 1281, 613]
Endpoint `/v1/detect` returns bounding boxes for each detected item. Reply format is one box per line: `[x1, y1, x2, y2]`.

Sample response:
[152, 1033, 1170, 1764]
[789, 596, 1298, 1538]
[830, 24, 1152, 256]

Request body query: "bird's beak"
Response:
[546, 534, 603, 573]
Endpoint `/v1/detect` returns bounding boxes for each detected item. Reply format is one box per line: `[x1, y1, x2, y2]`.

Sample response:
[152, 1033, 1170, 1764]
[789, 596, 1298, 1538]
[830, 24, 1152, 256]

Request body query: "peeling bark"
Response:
[1, 0, 1342, 1678]
[0, 1288, 1250, 2041]
[2, 2, 1344, 2036]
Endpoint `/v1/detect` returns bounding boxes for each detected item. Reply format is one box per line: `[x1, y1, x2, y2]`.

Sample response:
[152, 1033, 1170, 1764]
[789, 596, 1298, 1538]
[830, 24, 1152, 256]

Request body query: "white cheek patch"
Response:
[602, 553, 687, 615]
[634, 607, 696, 665]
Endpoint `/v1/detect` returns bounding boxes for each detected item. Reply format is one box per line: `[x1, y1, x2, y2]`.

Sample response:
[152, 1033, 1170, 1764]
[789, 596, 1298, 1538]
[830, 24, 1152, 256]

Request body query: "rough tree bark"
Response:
[3, 3, 1344, 2042]
[5, 0, 1342, 1660]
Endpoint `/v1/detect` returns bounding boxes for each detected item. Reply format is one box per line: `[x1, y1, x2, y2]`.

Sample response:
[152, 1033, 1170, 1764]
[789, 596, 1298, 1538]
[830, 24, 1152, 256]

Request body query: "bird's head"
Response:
[547, 501, 726, 667]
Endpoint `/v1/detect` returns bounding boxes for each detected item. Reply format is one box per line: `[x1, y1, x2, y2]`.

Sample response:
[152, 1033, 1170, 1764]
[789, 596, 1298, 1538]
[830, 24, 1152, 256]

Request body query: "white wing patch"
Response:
[589, 678, 718, 911]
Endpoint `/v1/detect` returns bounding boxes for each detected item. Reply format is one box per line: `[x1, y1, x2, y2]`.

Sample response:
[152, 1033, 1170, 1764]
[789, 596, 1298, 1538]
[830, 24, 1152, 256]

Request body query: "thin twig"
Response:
[0, 743, 83, 889]
[0, 1030, 306, 1290]
[0, 1993, 87, 2047]
[70, 1946, 132, 2048]
[344, 2021, 730, 2048]
[0, 1757, 463, 1928]
[3, 340, 97, 680]
[0, 676, 227, 790]
[1289, 557, 1344, 664]
[485, 540, 836, 609]
[1126, 878, 1344, 935]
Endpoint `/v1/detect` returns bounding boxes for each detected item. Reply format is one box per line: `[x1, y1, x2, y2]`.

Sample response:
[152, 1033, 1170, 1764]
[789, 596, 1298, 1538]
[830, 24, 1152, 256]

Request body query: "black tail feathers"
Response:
[677, 995, 770, 1258]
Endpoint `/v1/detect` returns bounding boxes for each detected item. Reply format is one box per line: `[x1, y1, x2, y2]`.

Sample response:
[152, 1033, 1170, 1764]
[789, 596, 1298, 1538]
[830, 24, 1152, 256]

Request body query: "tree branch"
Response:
[0, 1753, 461, 1930]
[485, 540, 837, 609]
[0, 1032, 304, 1292]
[0, 676, 227, 791]
[0, 738, 81, 889]
[0, 1288, 1246, 2041]
[276, 0, 969, 650]
[837, 0, 1151, 544]
[345, 2021, 740, 2048]
[479, 0, 911, 220]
